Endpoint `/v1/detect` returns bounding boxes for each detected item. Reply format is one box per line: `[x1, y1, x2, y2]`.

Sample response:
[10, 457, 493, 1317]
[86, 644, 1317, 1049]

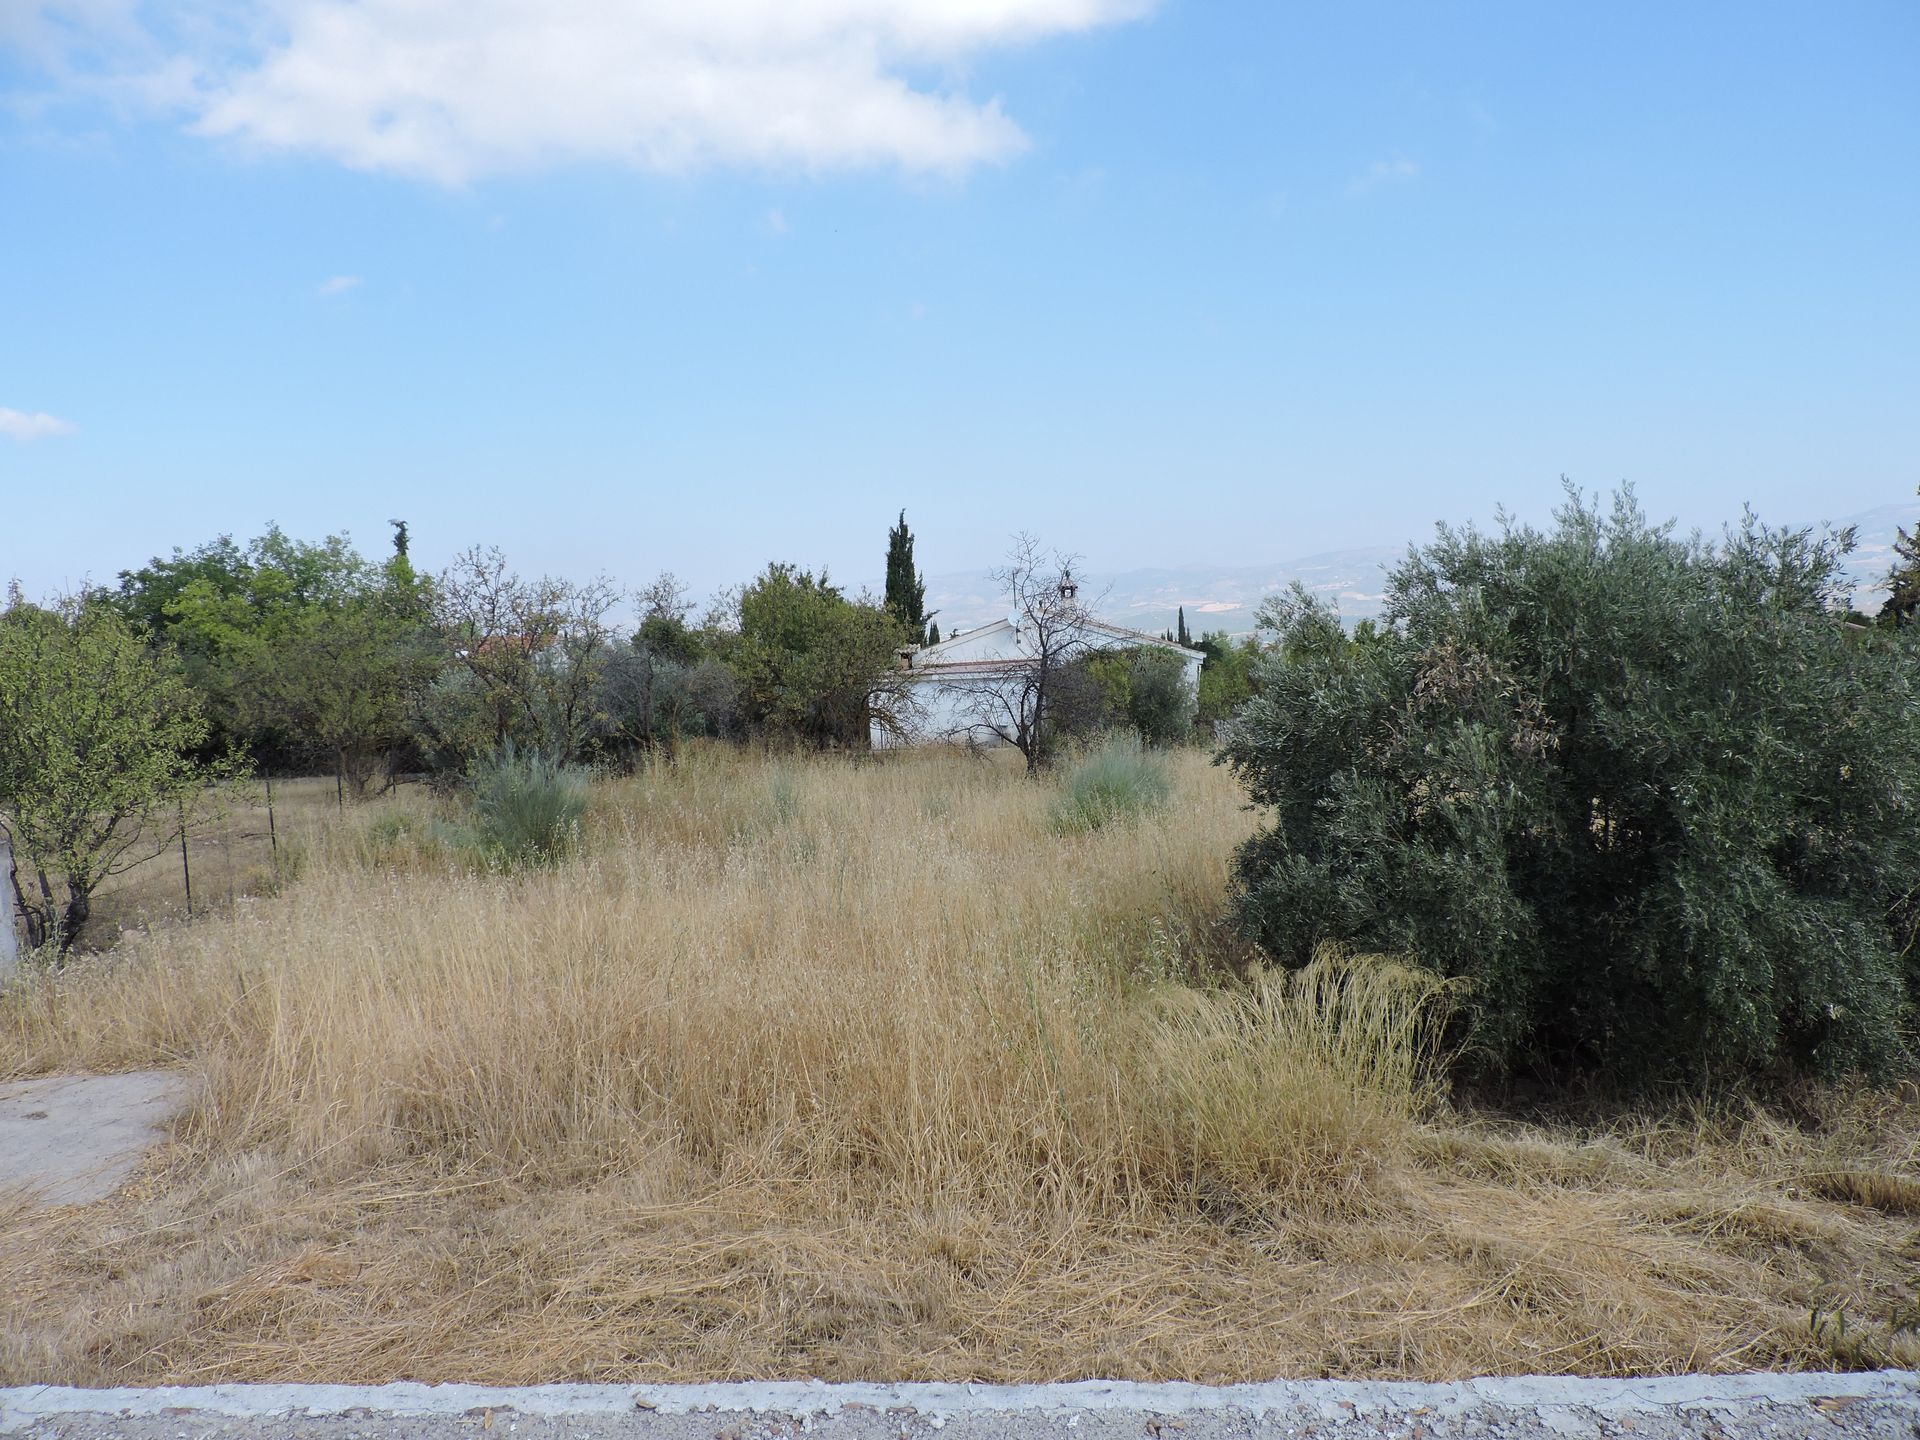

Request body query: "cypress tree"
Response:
[927, 621, 941, 645]
[884, 510, 931, 642]
[1880, 496, 1920, 628]
[1176, 606, 1191, 648]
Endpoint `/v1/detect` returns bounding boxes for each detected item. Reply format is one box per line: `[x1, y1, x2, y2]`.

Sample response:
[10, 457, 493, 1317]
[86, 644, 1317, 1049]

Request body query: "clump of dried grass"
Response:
[2, 746, 1916, 1384]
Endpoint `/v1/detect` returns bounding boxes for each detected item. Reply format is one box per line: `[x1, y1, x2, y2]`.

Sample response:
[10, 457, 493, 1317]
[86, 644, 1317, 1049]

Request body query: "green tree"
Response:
[1194, 630, 1259, 728]
[0, 596, 234, 954]
[1127, 648, 1192, 746]
[1221, 486, 1920, 1086]
[1878, 489, 1920, 628]
[239, 592, 435, 798]
[731, 564, 909, 747]
[114, 534, 252, 642]
[161, 529, 436, 796]
[1056, 649, 1130, 743]
[884, 510, 935, 645]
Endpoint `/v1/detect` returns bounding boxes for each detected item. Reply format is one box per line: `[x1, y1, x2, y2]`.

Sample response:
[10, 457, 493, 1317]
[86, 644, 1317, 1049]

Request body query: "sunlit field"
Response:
[2, 746, 1916, 1383]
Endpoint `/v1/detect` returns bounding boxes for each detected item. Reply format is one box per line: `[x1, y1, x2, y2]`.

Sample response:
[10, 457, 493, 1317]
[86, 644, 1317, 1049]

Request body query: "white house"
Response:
[872, 613, 1205, 749]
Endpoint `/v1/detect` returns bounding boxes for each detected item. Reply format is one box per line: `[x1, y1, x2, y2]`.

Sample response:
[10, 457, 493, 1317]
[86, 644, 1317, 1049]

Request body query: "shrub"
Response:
[1051, 735, 1172, 832]
[1037, 654, 1122, 756]
[1127, 648, 1193, 747]
[1195, 630, 1259, 729]
[1221, 486, 1920, 1087]
[768, 768, 802, 826]
[464, 747, 592, 866]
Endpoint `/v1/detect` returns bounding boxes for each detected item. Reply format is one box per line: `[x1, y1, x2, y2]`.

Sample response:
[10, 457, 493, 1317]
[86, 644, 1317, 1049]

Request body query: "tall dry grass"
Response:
[2, 745, 1916, 1383]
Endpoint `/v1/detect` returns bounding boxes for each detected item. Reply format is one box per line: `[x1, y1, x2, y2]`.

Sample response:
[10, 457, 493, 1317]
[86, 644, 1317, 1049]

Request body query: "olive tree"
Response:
[1221, 486, 1920, 1086]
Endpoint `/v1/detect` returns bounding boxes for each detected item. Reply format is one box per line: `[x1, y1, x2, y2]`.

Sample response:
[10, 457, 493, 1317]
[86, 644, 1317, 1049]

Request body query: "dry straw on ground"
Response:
[2, 746, 1917, 1383]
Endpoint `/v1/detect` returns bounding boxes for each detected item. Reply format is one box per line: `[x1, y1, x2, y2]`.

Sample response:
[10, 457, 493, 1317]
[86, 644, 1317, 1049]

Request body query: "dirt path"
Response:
[4, 1375, 1916, 1440]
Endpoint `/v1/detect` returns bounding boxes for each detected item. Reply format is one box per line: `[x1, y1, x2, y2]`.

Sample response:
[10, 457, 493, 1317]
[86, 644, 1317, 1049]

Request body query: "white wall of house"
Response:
[872, 618, 1204, 750]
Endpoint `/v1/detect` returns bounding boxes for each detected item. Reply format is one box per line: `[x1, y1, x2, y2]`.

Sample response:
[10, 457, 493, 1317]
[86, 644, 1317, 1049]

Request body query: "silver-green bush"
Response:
[1222, 486, 1920, 1086]
[464, 747, 592, 866]
[1051, 735, 1172, 832]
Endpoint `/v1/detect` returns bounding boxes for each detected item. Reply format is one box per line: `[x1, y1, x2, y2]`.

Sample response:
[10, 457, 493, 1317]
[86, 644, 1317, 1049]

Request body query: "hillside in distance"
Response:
[922, 501, 1918, 638]
[924, 546, 1404, 639]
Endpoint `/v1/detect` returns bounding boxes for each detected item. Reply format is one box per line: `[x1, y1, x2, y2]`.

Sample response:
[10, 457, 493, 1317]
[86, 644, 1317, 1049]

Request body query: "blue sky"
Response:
[2, 1, 1915, 606]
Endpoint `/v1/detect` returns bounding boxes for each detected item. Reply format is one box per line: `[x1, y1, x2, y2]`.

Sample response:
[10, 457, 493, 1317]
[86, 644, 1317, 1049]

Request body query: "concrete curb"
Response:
[4, 1373, 1917, 1432]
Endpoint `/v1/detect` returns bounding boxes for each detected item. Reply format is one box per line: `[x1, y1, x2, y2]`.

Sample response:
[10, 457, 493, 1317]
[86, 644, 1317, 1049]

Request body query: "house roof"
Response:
[911, 657, 1038, 676]
[1085, 618, 1207, 660]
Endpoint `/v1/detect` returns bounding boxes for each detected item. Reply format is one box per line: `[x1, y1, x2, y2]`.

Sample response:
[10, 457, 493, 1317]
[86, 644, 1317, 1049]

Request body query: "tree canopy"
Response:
[731, 564, 907, 747]
[1221, 487, 1920, 1087]
[0, 597, 234, 952]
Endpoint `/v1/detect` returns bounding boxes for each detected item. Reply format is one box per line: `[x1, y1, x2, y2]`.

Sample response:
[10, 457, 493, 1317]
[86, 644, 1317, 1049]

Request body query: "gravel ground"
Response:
[4, 1376, 1916, 1440]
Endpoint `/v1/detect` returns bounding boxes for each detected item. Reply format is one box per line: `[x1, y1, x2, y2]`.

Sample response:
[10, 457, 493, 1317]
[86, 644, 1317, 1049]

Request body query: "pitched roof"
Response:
[1084, 618, 1206, 660]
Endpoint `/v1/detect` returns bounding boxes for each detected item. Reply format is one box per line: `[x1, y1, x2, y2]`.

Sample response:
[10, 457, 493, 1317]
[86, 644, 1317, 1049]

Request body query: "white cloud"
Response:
[15, 0, 1151, 183]
[317, 273, 360, 294]
[1347, 156, 1419, 196]
[0, 408, 77, 442]
[764, 208, 789, 235]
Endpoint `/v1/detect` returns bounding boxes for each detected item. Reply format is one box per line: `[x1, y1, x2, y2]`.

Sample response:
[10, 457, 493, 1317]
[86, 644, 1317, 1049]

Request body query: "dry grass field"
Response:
[2, 746, 1917, 1384]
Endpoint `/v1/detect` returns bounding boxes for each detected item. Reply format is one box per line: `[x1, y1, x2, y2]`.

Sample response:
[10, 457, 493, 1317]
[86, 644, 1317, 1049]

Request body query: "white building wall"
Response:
[872, 624, 1205, 750]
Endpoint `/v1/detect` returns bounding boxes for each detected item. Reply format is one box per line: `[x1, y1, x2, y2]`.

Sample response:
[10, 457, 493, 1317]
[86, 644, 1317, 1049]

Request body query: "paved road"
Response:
[4, 1375, 1916, 1440]
[0, 1071, 189, 1206]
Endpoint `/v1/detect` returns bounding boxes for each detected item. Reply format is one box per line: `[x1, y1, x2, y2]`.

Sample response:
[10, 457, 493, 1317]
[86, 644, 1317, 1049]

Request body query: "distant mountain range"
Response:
[925, 502, 1919, 638]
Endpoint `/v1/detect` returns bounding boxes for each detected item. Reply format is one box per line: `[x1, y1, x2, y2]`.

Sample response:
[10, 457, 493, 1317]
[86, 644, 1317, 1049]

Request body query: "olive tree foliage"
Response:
[595, 572, 714, 764]
[1221, 487, 1920, 1087]
[944, 534, 1099, 775]
[433, 546, 622, 766]
[0, 595, 234, 954]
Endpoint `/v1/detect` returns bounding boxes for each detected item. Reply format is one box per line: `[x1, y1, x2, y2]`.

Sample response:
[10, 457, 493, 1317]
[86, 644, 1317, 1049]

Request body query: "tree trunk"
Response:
[58, 882, 91, 955]
[1026, 668, 1047, 777]
[26, 866, 56, 952]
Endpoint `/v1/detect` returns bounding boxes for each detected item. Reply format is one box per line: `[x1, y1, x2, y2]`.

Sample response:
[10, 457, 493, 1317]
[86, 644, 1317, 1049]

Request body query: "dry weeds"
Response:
[1, 746, 1916, 1383]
